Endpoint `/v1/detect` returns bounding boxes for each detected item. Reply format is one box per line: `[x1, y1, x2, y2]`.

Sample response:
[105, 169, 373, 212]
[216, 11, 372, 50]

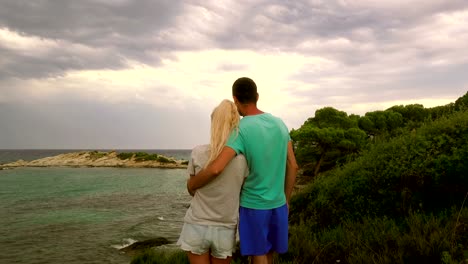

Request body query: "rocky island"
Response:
[0, 151, 189, 169]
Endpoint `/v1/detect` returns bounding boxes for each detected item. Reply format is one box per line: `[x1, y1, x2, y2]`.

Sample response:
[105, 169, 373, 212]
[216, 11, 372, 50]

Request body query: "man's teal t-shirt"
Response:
[226, 113, 290, 210]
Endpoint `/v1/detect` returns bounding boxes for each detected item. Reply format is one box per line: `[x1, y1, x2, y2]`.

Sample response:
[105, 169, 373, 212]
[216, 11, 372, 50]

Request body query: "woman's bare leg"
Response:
[187, 252, 210, 264]
[210, 256, 232, 264]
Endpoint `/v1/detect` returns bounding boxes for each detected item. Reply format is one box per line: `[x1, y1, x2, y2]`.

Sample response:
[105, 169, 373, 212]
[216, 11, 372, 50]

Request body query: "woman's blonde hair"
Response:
[206, 99, 240, 167]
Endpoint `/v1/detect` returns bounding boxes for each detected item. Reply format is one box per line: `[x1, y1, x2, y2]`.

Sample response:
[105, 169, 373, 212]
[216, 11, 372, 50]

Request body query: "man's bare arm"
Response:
[285, 140, 299, 205]
[187, 147, 236, 194]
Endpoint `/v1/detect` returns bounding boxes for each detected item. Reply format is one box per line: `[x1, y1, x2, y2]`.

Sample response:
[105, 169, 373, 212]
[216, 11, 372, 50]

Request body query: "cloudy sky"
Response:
[0, 0, 467, 149]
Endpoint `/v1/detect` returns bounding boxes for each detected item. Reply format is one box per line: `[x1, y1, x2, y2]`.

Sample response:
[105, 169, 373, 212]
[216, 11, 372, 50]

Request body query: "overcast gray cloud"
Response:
[0, 0, 467, 149]
[0, 0, 182, 42]
[0, 0, 184, 79]
[0, 95, 210, 149]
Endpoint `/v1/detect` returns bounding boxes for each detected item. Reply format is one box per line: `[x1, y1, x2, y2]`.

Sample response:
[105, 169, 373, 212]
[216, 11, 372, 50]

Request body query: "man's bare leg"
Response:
[267, 252, 274, 264]
[250, 251, 276, 264]
[251, 255, 268, 264]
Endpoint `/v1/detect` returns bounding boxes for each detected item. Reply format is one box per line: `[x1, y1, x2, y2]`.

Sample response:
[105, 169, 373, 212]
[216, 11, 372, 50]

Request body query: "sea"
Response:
[0, 149, 193, 264]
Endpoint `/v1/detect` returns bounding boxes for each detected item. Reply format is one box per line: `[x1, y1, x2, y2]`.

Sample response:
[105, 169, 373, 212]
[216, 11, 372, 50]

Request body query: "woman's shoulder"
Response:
[192, 144, 209, 152]
[191, 144, 210, 158]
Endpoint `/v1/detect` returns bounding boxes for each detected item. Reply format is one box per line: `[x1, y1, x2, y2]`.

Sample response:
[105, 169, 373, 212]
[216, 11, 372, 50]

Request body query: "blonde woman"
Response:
[177, 99, 249, 264]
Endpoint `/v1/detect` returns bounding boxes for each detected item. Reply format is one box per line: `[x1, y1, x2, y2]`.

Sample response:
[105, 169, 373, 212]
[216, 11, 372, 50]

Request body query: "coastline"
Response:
[0, 150, 188, 169]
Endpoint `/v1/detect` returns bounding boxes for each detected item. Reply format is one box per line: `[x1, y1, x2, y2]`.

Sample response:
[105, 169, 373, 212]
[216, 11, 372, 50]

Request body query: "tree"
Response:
[387, 104, 428, 126]
[358, 110, 404, 137]
[454, 91, 468, 111]
[291, 107, 367, 176]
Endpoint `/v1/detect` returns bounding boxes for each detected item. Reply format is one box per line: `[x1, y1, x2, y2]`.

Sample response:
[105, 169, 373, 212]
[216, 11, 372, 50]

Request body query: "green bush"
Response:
[117, 152, 134, 160]
[290, 111, 468, 228]
[288, 110, 468, 263]
[134, 152, 159, 162]
[282, 208, 468, 264]
[131, 249, 189, 264]
[117, 152, 160, 162]
[157, 156, 175, 164]
[131, 248, 293, 264]
[88, 151, 107, 160]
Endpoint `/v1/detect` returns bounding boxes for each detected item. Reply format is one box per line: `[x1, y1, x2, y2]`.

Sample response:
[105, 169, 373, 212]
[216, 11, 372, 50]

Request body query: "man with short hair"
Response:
[188, 77, 298, 264]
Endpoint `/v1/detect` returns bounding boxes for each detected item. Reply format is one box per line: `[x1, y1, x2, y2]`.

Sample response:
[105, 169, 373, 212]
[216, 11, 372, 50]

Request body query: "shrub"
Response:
[117, 152, 134, 160]
[290, 111, 468, 228]
[157, 156, 175, 164]
[131, 249, 189, 264]
[134, 153, 159, 162]
[88, 151, 107, 160]
[281, 208, 468, 264]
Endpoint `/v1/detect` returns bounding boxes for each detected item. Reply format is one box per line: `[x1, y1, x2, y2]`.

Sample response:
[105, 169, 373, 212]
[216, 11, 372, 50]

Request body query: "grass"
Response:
[131, 249, 189, 264]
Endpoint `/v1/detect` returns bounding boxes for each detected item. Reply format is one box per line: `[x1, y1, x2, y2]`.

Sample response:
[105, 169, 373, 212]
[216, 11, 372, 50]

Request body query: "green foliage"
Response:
[132, 248, 292, 264]
[287, 108, 468, 263]
[157, 156, 176, 164]
[291, 110, 468, 228]
[131, 249, 189, 264]
[117, 152, 177, 162]
[454, 91, 468, 112]
[292, 92, 468, 177]
[387, 104, 428, 124]
[134, 152, 159, 162]
[359, 110, 404, 136]
[88, 151, 107, 160]
[282, 209, 468, 264]
[291, 107, 367, 176]
[117, 152, 134, 160]
[307, 107, 357, 129]
[428, 103, 456, 120]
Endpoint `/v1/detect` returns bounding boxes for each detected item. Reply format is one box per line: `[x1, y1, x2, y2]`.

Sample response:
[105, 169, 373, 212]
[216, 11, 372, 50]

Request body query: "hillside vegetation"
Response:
[131, 92, 468, 264]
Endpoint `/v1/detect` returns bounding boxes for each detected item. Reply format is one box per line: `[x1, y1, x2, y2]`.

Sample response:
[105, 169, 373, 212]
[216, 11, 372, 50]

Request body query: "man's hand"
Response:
[284, 140, 298, 207]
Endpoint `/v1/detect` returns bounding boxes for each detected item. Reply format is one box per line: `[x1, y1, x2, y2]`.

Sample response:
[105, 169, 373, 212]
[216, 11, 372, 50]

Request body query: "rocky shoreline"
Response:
[0, 151, 188, 169]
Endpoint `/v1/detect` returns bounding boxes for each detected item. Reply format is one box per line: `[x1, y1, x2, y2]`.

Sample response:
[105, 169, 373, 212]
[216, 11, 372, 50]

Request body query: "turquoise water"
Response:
[0, 166, 191, 264]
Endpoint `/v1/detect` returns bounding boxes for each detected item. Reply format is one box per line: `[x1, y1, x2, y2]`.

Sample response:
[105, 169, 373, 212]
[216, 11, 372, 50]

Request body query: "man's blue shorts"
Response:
[239, 204, 288, 256]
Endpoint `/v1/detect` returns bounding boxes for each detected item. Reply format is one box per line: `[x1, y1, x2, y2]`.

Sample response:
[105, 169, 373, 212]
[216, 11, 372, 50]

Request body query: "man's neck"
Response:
[242, 105, 264, 116]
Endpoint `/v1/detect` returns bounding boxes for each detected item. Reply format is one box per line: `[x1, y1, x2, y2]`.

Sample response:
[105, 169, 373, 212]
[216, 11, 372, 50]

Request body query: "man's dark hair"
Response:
[232, 77, 257, 104]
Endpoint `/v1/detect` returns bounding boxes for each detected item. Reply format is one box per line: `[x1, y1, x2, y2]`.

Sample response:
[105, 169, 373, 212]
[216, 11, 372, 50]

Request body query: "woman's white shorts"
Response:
[177, 223, 236, 259]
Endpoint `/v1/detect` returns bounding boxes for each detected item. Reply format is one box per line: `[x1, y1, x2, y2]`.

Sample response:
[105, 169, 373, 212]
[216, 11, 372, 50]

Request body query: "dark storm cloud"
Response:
[0, 0, 181, 43]
[0, 0, 184, 79]
[2, 0, 468, 80]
